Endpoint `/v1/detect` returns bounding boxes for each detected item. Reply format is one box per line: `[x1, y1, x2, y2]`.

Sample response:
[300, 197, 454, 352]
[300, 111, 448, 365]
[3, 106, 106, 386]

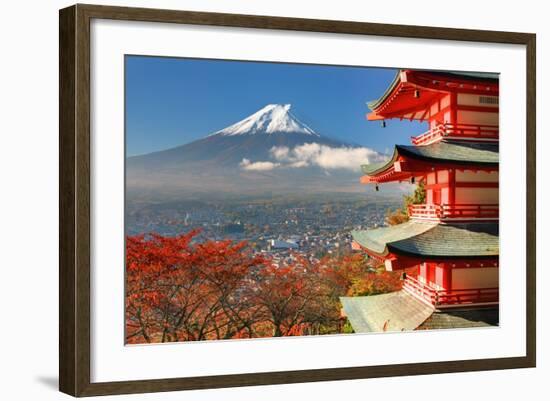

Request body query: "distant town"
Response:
[126, 194, 402, 265]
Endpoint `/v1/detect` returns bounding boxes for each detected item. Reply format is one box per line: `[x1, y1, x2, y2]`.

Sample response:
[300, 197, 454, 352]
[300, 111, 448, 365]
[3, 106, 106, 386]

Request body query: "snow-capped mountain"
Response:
[126, 104, 385, 199]
[212, 104, 319, 137]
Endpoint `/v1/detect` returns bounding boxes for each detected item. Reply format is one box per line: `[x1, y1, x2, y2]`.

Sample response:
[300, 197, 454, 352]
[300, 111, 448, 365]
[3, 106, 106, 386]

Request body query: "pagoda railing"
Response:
[411, 123, 499, 146]
[403, 275, 437, 304]
[403, 275, 499, 308]
[408, 203, 499, 221]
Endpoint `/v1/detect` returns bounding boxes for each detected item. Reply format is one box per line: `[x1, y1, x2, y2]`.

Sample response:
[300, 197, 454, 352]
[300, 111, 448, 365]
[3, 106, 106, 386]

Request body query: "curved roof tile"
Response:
[352, 221, 499, 258]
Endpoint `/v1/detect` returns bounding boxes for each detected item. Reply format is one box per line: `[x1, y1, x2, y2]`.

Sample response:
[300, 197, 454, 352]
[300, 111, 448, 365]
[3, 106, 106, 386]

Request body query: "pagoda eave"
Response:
[361, 158, 497, 184]
[351, 222, 499, 264]
[352, 240, 388, 261]
[353, 239, 498, 274]
[368, 70, 499, 121]
[361, 141, 499, 184]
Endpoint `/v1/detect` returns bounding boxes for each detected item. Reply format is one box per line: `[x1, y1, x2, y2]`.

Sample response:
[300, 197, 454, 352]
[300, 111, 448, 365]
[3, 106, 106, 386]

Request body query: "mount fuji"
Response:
[126, 104, 385, 200]
[211, 104, 319, 137]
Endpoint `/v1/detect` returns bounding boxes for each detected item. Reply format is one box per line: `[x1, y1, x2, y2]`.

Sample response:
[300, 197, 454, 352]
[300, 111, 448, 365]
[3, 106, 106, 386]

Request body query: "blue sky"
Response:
[125, 56, 427, 157]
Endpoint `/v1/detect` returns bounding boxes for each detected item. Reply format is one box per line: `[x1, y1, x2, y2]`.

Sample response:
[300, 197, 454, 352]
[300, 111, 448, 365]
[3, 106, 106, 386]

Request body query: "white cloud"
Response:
[240, 144, 386, 172]
[270, 146, 290, 160]
[288, 160, 309, 168]
[269, 143, 386, 171]
[239, 158, 280, 171]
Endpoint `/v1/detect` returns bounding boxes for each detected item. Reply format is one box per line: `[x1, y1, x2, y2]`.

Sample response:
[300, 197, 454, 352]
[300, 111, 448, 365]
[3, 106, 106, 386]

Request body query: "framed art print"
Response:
[59, 4, 536, 397]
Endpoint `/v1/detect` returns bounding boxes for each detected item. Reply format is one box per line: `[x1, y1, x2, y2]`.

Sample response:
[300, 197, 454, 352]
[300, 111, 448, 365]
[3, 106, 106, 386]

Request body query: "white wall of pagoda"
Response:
[424, 170, 499, 206]
[457, 93, 498, 107]
[424, 93, 499, 128]
[457, 110, 499, 125]
[456, 93, 499, 126]
[455, 187, 499, 204]
[455, 170, 499, 205]
[456, 170, 498, 182]
[416, 262, 499, 291]
[452, 266, 499, 290]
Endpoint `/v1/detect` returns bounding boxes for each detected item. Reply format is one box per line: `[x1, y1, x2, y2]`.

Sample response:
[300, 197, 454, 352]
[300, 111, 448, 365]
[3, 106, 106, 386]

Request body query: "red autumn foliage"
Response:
[319, 253, 405, 296]
[126, 229, 266, 343]
[125, 230, 404, 344]
[251, 257, 341, 337]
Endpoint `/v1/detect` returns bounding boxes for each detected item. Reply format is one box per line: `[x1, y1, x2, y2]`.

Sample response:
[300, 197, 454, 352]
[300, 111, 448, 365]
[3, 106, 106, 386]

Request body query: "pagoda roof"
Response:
[341, 293, 498, 333]
[340, 290, 434, 333]
[367, 69, 499, 121]
[367, 71, 403, 111]
[361, 140, 499, 178]
[417, 307, 499, 330]
[351, 221, 499, 258]
[435, 71, 499, 81]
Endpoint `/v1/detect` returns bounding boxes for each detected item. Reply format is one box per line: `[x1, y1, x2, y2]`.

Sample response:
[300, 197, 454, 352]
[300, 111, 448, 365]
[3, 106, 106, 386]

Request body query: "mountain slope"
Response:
[212, 104, 319, 136]
[126, 104, 385, 200]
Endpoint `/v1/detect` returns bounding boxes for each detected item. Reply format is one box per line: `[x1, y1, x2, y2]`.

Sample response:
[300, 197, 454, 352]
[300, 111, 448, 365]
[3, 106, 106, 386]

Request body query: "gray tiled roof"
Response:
[352, 222, 499, 258]
[342, 293, 498, 333]
[397, 141, 499, 165]
[361, 161, 390, 176]
[438, 71, 499, 81]
[351, 221, 436, 254]
[367, 71, 401, 110]
[340, 290, 434, 333]
[361, 141, 499, 176]
[417, 307, 499, 330]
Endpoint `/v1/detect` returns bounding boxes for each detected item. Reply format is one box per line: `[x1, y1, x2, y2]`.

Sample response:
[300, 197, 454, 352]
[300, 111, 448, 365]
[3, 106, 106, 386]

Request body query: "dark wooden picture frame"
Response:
[59, 3, 536, 397]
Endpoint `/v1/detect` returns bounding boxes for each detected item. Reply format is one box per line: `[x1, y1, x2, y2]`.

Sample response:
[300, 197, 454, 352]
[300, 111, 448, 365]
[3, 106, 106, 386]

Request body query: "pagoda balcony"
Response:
[408, 203, 499, 221]
[411, 123, 499, 146]
[403, 275, 499, 308]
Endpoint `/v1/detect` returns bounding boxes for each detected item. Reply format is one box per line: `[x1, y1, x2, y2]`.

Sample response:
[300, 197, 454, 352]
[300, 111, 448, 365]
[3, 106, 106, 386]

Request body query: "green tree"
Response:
[385, 180, 426, 226]
[404, 180, 426, 207]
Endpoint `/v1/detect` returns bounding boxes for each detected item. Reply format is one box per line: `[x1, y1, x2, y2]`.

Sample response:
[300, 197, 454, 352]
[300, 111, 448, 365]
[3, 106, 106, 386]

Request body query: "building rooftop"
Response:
[397, 141, 499, 165]
[340, 290, 434, 333]
[361, 140, 499, 177]
[341, 291, 499, 333]
[417, 307, 499, 330]
[368, 69, 499, 113]
[352, 221, 499, 258]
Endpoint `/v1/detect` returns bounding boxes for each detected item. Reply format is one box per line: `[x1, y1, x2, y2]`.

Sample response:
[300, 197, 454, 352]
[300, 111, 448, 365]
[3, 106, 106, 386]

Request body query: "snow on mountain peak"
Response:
[212, 104, 320, 137]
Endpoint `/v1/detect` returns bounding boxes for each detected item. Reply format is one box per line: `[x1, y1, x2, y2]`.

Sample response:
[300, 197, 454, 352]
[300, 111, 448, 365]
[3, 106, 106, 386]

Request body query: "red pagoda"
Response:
[341, 70, 499, 332]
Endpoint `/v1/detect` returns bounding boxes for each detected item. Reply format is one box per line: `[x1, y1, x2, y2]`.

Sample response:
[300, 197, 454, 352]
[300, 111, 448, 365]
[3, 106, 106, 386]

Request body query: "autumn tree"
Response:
[126, 230, 408, 344]
[320, 253, 403, 297]
[251, 258, 341, 337]
[125, 230, 267, 343]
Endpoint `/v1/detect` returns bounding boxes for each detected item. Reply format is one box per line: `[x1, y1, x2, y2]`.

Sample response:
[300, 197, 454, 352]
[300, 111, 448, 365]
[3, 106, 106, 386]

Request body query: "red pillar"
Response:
[419, 263, 427, 282]
[444, 264, 453, 290]
[451, 92, 458, 124]
[448, 169, 456, 206]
